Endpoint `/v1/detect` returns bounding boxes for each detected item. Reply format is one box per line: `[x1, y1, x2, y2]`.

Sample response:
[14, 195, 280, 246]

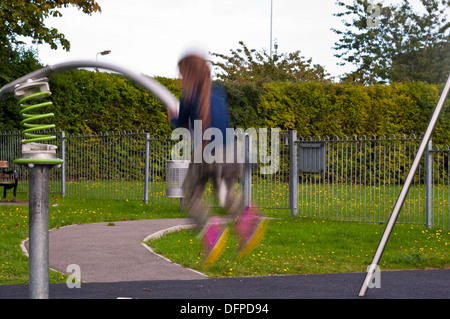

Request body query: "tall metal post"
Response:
[426, 140, 433, 229]
[12, 80, 64, 299]
[243, 133, 252, 206]
[17, 150, 62, 299]
[60, 131, 66, 198]
[28, 164, 51, 299]
[270, 0, 273, 59]
[16, 149, 62, 299]
[358, 74, 450, 297]
[144, 133, 150, 204]
[289, 130, 298, 216]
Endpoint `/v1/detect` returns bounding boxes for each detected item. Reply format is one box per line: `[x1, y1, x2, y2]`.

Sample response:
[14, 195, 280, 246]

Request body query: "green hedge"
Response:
[48, 70, 181, 136]
[3, 68, 448, 146]
[254, 81, 449, 145]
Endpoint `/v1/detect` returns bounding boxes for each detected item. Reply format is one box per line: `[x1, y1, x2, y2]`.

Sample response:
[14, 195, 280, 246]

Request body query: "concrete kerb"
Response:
[140, 224, 208, 278]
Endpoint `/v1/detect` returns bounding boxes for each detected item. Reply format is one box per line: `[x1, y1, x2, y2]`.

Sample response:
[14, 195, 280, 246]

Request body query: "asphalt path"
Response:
[0, 218, 449, 301]
[1, 268, 449, 300]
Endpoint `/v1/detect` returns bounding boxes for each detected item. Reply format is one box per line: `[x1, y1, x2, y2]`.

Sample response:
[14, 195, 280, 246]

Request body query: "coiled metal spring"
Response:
[18, 91, 56, 144]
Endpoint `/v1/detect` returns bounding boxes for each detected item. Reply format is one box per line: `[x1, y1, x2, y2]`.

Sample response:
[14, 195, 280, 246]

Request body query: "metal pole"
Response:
[61, 131, 66, 198]
[426, 140, 433, 229]
[28, 164, 51, 299]
[8, 79, 64, 299]
[359, 74, 450, 297]
[144, 133, 150, 204]
[270, 0, 273, 59]
[243, 133, 252, 206]
[289, 130, 298, 216]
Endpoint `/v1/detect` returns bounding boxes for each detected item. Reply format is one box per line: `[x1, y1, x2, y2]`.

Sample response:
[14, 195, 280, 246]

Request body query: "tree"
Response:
[0, 0, 101, 82]
[332, 0, 450, 84]
[0, 45, 42, 86]
[0, 47, 43, 132]
[210, 41, 330, 84]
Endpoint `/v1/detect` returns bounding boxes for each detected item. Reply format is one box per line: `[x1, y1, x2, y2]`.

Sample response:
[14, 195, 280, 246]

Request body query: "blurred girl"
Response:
[169, 51, 267, 267]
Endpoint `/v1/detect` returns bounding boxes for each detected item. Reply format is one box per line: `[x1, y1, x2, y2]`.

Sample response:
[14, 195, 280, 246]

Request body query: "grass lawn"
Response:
[40, 178, 450, 229]
[147, 210, 450, 278]
[0, 193, 449, 285]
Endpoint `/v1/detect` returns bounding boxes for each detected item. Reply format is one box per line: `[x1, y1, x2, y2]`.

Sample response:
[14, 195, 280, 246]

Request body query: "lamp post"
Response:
[270, 0, 273, 59]
[96, 50, 111, 71]
[96, 50, 111, 61]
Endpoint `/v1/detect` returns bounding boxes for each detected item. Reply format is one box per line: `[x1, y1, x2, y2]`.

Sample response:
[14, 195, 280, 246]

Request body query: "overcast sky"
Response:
[26, 0, 429, 80]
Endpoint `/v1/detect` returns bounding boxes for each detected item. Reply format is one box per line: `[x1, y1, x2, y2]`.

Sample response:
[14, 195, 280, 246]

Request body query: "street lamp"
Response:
[270, 0, 273, 59]
[96, 50, 111, 71]
[96, 50, 111, 61]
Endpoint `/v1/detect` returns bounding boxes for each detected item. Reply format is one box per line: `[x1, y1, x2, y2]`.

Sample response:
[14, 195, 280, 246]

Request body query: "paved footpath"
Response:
[44, 218, 207, 282]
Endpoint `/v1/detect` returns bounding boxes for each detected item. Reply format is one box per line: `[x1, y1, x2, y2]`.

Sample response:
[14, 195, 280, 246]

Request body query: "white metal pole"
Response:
[270, 0, 273, 59]
[359, 74, 450, 297]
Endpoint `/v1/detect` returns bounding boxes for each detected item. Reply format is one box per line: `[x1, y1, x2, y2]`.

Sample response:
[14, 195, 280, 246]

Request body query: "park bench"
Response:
[0, 161, 18, 202]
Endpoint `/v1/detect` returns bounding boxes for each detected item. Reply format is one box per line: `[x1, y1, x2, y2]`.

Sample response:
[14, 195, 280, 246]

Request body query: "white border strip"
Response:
[141, 224, 208, 278]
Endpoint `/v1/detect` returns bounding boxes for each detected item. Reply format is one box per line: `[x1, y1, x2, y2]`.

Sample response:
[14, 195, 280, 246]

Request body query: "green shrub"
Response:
[3, 67, 448, 146]
[48, 70, 180, 136]
[255, 81, 449, 146]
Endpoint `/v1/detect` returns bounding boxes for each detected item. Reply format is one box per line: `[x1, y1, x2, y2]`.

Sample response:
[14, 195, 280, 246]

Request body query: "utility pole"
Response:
[270, 0, 273, 59]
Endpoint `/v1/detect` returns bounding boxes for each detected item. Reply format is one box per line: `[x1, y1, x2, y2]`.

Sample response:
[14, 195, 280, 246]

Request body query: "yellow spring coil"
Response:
[18, 91, 56, 144]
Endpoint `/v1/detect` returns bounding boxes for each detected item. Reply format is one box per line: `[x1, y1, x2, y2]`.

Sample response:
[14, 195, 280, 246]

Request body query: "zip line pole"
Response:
[359, 74, 450, 297]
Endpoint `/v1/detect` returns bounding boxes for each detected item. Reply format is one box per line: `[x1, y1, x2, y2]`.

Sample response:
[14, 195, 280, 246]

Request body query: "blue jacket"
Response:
[171, 84, 230, 144]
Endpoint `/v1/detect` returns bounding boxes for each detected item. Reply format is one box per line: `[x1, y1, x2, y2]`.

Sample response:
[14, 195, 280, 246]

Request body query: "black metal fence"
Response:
[1, 130, 448, 230]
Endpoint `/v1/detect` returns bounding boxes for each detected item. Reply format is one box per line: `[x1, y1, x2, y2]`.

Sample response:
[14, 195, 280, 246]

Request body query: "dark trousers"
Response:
[182, 160, 244, 229]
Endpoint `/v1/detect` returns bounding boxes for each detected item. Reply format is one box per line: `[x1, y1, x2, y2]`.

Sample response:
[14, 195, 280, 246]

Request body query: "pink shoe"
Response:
[201, 217, 229, 267]
[235, 206, 268, 259]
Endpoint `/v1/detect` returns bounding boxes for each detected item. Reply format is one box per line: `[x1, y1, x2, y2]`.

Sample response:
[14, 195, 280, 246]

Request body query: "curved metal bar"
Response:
[0, 60, 179, 113]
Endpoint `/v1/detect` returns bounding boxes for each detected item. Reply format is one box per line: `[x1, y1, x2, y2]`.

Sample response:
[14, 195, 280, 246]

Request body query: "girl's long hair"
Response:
[178, 54, 211, 130]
